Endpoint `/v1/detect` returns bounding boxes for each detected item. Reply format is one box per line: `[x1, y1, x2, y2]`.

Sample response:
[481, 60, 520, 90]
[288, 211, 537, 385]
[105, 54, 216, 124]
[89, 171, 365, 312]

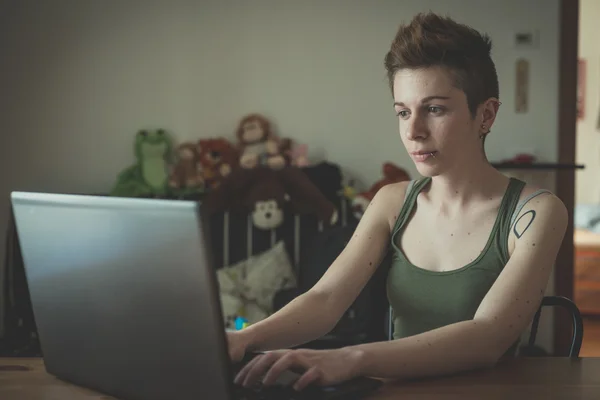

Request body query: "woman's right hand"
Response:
[227, 330, 250, 363]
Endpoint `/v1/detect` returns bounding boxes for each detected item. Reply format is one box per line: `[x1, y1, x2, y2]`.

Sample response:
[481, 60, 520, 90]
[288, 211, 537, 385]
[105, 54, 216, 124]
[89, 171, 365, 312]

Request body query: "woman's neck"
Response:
[425, 161, 509, 210]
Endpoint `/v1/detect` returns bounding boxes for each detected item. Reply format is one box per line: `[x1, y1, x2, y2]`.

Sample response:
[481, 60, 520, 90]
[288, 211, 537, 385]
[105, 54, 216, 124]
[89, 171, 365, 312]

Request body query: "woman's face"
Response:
[392, 66, 488, 177]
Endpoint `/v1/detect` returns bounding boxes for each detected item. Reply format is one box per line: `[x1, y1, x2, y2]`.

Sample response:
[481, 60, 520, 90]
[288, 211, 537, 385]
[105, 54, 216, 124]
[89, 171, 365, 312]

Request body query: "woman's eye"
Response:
[428, 106, 443, 114]
[396, 110, 410, 118]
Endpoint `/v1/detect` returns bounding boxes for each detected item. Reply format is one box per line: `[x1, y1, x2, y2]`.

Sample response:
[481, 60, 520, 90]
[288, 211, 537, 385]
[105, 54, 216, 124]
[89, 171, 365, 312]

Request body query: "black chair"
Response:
[387, 295, 584, 358]
[527, 295, 583, 358]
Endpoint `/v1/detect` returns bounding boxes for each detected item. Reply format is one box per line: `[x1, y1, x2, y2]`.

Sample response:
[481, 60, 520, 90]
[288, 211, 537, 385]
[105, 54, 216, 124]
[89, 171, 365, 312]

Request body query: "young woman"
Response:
[226, 12, 568, 391]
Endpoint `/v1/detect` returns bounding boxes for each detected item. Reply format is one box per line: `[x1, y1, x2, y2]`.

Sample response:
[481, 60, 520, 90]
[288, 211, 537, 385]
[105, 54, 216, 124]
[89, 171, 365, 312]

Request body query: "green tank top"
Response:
[386, 177, 526, 344]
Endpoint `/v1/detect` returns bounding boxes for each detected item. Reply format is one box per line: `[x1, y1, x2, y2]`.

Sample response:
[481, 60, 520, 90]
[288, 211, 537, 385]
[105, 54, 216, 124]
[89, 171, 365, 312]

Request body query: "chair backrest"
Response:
[387, 295, 584, 358]
[527, 295, 583, 358]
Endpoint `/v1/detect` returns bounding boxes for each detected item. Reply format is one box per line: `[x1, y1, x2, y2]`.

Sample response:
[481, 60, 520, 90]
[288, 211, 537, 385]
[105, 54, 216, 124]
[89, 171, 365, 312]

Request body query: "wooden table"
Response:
[2, 357, 600, 399]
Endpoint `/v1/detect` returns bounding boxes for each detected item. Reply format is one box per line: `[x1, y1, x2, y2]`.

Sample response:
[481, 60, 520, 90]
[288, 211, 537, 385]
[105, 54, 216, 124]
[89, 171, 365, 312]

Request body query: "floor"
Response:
[580, 316, 600, 357]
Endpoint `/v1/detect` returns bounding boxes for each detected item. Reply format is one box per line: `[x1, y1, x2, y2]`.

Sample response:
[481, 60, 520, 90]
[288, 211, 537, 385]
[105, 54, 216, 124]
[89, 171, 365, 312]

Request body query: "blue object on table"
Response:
[234, 317, 248, 330]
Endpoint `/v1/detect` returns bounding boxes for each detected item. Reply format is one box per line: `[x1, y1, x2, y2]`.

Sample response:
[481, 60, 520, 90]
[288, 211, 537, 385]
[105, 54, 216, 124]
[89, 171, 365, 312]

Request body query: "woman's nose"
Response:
[404, 115, 428, 141]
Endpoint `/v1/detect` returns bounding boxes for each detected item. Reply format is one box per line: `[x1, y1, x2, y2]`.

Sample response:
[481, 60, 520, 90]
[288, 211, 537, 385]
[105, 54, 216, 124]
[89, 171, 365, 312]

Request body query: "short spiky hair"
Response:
[384, 12, 499, 117]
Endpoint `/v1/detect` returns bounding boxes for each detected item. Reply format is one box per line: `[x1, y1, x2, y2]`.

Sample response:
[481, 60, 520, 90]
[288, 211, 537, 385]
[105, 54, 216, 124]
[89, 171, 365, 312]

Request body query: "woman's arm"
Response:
[238, 183, 407, 352]
[350, 192, 568, 380]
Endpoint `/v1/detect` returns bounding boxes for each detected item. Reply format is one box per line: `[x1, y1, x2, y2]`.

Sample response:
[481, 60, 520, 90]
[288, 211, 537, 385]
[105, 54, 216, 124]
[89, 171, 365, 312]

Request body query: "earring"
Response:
[480, 124, 490, 139]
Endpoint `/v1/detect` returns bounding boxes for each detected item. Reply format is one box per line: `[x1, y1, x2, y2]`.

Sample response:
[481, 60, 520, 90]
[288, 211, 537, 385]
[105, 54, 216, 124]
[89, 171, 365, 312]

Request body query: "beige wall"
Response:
[0, 0, 561, 349]
[576, 0, 600, 205]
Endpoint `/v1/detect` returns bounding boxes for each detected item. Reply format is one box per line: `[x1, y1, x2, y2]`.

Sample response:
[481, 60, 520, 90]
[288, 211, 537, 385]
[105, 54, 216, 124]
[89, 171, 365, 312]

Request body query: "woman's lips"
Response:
[411, 151, 437, 162]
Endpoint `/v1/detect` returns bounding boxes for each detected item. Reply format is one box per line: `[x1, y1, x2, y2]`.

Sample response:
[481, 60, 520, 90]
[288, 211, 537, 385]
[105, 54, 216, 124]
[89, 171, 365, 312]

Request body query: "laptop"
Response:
[10, 191, 382, 400]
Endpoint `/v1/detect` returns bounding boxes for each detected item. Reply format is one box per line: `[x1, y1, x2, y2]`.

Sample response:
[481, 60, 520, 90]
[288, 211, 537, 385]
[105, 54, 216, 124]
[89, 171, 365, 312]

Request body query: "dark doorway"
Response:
[554, 0, 579, 356]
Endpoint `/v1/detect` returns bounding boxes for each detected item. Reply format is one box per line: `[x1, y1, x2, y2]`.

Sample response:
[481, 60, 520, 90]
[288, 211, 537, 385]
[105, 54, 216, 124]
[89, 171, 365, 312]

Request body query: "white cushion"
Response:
[217, 241, 297, 328]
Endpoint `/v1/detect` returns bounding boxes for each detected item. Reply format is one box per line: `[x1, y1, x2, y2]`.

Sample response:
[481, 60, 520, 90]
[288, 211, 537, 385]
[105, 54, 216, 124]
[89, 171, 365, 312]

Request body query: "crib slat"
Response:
[247, 215, 253, 260]
[223, 212, 229, 267]
[294, 215, 301, 273]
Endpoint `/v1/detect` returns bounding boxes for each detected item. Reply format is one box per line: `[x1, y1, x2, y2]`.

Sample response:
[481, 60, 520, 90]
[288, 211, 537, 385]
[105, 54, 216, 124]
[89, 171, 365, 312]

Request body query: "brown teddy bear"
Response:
[168, 142, 204, 190]
[196, 138, 238, 189]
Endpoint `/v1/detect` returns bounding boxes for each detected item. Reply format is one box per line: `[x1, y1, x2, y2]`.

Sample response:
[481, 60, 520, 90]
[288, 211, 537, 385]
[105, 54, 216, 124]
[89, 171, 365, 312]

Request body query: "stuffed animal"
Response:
[235, 113, 289, 170]
[288, 143, 309, 167]
[245, 176, 290, 230]
[351, 162, 410, 220]
[168, 142, 204, 191]
[110, 129, 173, 198]
[342, 179, 358, 201]
[277, 166, 338, 226]
[196, 138, 238, 190]
[204, 166, 338, 230]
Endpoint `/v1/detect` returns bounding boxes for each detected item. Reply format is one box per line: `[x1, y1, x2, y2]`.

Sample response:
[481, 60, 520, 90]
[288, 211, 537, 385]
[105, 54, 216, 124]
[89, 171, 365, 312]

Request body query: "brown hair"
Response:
[384, 12, 499, 117]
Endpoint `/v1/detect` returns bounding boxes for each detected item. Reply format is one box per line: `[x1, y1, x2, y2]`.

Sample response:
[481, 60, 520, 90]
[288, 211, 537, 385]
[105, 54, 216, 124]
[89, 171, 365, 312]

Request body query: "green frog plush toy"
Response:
[110, 129, 173, 198]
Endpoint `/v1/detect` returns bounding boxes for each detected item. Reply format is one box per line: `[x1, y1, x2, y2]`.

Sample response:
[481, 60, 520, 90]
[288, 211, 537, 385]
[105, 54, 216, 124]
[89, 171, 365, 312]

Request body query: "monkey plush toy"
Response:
[203, 167, 338, 230]
[236, 113, 289, 170]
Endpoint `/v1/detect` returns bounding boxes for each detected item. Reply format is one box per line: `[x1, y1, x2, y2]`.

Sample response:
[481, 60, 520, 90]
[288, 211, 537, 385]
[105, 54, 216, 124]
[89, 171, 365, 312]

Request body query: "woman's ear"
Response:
[479, 98, 501, 138]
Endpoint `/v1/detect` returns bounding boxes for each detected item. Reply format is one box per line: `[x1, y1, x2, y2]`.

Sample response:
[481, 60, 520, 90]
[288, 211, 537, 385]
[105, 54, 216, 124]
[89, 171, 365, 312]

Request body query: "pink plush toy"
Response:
[290, 143, 309, 167]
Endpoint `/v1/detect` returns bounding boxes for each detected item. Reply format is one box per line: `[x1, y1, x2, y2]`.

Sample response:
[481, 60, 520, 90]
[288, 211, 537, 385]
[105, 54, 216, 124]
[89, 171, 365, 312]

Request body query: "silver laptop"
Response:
[10, 191, 234, 400]
[10, 191, 382, 400]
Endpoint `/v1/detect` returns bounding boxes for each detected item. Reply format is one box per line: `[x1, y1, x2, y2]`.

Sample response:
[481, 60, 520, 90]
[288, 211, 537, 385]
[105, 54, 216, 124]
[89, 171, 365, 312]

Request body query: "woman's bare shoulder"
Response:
[368, 180, 413, 230]
[508, 181, 566, 252]
[515, 182, 561, 209]
[375, 180, 412, 199]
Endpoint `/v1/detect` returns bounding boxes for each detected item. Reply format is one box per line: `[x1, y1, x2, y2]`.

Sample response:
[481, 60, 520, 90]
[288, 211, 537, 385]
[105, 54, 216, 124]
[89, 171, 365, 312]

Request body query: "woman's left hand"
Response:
[234, 347, 364, 391]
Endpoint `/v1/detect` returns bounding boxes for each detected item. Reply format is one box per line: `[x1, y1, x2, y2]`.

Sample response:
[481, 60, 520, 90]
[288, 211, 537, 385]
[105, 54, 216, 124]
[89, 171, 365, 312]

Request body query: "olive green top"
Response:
[386, 177, 526, 351]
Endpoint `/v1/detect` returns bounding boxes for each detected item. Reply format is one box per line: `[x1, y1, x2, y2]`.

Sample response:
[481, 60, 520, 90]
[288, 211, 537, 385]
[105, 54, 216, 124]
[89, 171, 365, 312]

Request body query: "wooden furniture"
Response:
[2, 357, 600, 399]
[492, 162, 585, 170]
[574, 228, 600, 316]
